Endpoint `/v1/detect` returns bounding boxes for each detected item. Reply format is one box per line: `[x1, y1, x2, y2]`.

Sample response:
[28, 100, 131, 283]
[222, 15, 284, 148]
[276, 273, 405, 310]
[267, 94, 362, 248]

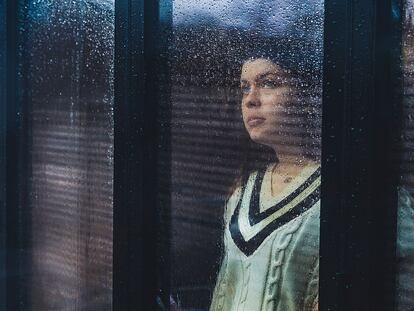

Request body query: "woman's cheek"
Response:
[263, 103, 286, 117]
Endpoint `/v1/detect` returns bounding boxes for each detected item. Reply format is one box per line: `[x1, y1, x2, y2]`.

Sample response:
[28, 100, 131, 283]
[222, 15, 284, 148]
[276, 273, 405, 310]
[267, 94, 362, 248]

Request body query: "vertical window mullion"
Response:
[6, 0, 20, 309]
[113, 0, 162, 309]
[321, 0, 401, 310]
[5, 0, 30, 309]
[113, 0, 145, 309]
[0, 0, 6, 309]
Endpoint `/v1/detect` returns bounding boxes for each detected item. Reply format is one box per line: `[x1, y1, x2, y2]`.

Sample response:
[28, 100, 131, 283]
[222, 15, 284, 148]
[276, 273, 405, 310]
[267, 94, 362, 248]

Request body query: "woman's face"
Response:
[240, 58, 295, 148]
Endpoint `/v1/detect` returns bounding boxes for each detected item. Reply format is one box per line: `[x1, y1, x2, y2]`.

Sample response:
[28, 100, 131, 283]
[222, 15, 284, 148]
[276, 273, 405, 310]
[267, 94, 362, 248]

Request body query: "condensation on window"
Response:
[21, 1, 114, 310]
[160, 1, 324, 310]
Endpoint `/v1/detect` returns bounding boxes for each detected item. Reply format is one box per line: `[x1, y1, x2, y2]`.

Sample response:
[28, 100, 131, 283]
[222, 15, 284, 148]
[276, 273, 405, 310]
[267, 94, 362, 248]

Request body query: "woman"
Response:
[209, 57, 321, 311]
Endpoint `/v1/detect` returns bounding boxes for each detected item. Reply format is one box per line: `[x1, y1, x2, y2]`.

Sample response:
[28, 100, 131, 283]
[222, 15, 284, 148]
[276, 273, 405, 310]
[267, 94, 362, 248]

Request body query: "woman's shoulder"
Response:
[223, 185, 242, 223]
[223, 170, 260, 222]
[226, 170, 261, 203]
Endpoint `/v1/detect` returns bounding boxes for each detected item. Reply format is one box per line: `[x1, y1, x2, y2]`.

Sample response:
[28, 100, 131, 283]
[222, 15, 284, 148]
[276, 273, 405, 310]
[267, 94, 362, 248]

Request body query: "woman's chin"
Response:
[248, 132, 274, 148]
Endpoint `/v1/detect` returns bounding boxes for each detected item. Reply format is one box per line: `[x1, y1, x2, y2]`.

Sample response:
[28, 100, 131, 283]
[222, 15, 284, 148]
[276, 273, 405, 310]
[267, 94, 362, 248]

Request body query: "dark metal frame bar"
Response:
[320, 0, 402, 310]
[113, 0, 148, 309]
[0, 0, 6, 309]
[3, 0, 31, 309]
[5, 0, 20, 309]
[113, 0, 172, 309]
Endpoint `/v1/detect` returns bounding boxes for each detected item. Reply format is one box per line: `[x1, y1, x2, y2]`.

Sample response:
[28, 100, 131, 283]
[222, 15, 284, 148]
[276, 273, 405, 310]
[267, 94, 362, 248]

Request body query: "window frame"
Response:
[3, 0, 32, 309]
[320, 0, 403, 309]
[0, 0, 6, 309]
[113, 0, 172, 309]
[2, 0, 404, 310]
[113, 0, 404, 310]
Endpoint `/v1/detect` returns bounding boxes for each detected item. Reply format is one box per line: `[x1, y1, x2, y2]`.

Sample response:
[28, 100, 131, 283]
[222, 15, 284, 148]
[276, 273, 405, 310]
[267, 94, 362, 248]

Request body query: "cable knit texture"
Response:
[210, 168, 321, 311]
[211, 182, 414, 311]
[263, 217, 303, 311]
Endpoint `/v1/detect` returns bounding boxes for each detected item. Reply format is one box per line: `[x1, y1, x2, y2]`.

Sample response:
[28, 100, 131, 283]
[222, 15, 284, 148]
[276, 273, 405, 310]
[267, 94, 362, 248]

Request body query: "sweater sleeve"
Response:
[209, 251, 229, 311]
[209, 188, 241, 311]
[303, 259, 319, 311]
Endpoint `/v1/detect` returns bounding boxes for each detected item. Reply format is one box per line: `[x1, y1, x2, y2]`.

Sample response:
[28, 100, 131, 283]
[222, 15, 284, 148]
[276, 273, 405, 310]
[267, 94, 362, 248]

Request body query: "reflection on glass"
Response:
[22, 1, 114, 310]
[161, 1, 324, 310]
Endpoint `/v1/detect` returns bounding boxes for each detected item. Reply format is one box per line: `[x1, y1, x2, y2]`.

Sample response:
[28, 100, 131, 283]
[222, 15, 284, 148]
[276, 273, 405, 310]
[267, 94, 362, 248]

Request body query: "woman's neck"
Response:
[268, 150, 318, 198]
[273, 146, 310, 164]
[276, 154, 309, 166]
[271, 146, 319, 176]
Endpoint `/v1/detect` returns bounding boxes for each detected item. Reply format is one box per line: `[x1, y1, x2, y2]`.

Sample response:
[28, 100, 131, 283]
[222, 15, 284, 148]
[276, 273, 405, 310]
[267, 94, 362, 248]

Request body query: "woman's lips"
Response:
[247, 117, 265, 127]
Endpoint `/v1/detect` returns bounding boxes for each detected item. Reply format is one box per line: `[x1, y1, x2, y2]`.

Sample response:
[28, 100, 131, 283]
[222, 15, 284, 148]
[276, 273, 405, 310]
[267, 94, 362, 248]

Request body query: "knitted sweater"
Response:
[210, 165, 320, 311]
[210, 165, 414, 311]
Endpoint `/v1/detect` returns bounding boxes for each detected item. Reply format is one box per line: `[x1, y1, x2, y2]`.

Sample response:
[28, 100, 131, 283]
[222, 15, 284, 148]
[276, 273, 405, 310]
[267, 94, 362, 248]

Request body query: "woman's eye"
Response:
[241, 85, 251, 94]
[260, 79, 279, 89]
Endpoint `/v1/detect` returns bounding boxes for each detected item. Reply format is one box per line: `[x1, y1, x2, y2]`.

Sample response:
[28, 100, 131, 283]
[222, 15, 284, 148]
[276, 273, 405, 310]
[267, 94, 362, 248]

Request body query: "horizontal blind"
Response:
[22, 1, 114, 310]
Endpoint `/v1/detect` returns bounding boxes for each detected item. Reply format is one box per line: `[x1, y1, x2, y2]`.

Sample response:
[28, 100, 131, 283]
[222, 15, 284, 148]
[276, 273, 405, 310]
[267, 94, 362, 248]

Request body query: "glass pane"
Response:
[17, 1, 114, 309]
[158, 1, 324, 310]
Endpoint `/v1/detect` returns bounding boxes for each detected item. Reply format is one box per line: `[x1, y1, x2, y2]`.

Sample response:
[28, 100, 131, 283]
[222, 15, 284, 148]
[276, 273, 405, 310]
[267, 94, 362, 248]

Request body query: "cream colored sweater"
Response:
[210, 164, 414, 311]
[210, 165, 320, 311]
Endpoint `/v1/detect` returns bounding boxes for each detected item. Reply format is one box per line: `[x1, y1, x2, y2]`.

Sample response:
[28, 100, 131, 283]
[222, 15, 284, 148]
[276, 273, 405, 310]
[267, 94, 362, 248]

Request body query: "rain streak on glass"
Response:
[159, 0, 324, 310]
[21, 1, 114, 310]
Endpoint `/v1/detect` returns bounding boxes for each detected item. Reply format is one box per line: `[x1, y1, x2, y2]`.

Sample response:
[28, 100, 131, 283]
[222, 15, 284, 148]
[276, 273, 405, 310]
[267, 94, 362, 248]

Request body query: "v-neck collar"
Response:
[229, 165, 321, 256]
[251, 165, 321, 225]
[259, 164, 318, 212]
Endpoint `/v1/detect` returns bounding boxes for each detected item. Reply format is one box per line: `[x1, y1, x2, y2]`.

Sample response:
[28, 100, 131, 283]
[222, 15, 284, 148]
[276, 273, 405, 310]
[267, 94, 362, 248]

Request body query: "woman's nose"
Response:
[245, 87, 261, 108]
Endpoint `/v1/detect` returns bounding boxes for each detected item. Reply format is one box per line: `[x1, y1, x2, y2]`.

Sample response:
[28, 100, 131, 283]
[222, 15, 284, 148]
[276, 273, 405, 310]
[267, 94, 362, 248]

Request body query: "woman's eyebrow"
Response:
[255, 71, 279, 81]
[240, 71, 282, 85]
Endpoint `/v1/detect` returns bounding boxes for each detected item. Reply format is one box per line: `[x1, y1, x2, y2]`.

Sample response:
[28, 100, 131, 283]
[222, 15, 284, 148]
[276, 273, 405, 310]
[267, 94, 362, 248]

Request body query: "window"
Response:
[159, 1, 324, 310]
[2, 0, 409, 310]
[3, 1, 114, 309]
